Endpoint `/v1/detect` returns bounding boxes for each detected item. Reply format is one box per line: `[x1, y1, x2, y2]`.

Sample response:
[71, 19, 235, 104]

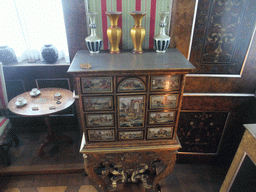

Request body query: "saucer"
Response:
[15, 99, 27, 107]
[30, 90, 41, 97]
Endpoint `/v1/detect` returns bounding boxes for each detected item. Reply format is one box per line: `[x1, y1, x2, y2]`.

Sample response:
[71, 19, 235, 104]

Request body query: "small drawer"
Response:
[149, 94, 179, 109]
[118, 130, 144, 141]
[81, 77, 113, 94]
[117, 77, 146, 92]
[150, 75, 181, 92]
[87, 129, 115, 142]
[147, 127, 174, 140]
[83, 96, 114, 111]
[85, 113, 115, 127]
[148, 111, 176, 125]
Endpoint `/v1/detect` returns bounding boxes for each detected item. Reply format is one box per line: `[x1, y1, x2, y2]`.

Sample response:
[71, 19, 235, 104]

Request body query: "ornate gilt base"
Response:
[83, 150, 177, 192]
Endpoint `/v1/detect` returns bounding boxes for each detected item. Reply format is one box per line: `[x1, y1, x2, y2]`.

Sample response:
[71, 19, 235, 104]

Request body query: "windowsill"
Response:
[2, 58, 70, 67]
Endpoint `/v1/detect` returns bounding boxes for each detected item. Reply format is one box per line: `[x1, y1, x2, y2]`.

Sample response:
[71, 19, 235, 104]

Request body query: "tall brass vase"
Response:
[106, 12, 122, 54]
[130, 11, 146, 54]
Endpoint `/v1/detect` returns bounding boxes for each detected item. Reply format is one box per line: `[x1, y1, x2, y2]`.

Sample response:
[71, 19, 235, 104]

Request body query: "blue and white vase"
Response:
[154, 12, 170, 53]
[85, 12, 102, 54]
[0, 46, 17, 65]
[41, 44, 58, 64]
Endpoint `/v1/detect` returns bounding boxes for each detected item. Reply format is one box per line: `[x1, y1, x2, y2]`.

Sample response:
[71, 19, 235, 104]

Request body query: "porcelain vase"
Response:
[85, 12, 102, 54]
[154, 11, 171, 53]
[0, 46, 17, 65]
[41, 44, 58, 64]
[106, 12, 122, 54]
[130, 11, 146, 54]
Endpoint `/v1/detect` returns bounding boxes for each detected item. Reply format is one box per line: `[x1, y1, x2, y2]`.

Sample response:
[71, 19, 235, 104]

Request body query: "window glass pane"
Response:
[0, 0, 69, 62]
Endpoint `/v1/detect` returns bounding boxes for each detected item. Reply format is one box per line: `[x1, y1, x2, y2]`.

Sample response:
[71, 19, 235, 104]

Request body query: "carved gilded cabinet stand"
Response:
[68, 49, 195, 192]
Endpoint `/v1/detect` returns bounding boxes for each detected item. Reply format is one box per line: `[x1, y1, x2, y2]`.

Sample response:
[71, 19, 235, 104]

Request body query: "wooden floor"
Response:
[0, 130, 84, 175]
[1, 163, 226, 192]
[0, 129, 227, 192]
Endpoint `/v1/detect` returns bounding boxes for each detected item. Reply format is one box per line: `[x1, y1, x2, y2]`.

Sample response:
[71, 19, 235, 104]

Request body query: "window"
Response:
[0, 0, 69, 63]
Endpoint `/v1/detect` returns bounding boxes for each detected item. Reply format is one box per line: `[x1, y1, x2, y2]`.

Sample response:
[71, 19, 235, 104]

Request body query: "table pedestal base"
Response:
[38, 115, 73, 157]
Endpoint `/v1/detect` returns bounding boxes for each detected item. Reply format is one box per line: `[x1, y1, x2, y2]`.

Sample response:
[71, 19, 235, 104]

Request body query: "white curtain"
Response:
[0, 0, 70, 63]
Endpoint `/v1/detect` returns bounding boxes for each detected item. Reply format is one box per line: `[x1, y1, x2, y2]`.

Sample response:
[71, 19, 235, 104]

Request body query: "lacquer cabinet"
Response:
[68, 49, 195, 146]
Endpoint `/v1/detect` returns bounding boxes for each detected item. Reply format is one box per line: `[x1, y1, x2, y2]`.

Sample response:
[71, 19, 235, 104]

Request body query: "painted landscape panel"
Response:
[149, 111, 176, 124]
[150, 94, 178, 109]
[119, 131, 143, 140]
[86, 114, 114, 127]
[81, 77, 112, 93]
[118, 78, 146, 92]
[88, 129, 114, 141]
[147, 127, 173, 139]
[151, 75, 180, 91]
[83, 96, 113, 111]
[118, 95, 145, 128]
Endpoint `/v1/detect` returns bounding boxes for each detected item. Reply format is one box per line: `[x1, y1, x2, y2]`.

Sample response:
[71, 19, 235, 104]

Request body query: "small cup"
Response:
[54, 93, 62, 100]
[31, 88, 38, 94]
[17, 97, 24, 104]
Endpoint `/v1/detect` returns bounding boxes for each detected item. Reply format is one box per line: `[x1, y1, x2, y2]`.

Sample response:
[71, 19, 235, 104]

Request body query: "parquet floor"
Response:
[0, 130, 226, 192]
[0, 130, 84, 175]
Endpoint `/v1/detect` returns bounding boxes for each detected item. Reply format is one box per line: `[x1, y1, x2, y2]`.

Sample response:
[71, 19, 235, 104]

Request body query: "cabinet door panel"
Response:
[118, 95, 146, 128]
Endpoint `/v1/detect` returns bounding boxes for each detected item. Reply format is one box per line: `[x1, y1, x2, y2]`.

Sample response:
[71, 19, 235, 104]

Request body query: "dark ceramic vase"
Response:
[0, 46, 17, 65]
[41, 44, 58, 64]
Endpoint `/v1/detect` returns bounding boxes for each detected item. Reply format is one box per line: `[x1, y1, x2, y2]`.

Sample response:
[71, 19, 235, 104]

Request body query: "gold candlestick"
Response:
[106, 12, 122, 54]
[130, 11, 146, 54]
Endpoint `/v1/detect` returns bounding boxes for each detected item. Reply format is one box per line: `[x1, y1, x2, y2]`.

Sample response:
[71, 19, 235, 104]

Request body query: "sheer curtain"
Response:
[0, 0, 69, 63]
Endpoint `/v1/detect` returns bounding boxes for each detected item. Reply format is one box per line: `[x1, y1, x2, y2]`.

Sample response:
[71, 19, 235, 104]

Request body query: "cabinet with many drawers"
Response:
[68, 49, 195, 147]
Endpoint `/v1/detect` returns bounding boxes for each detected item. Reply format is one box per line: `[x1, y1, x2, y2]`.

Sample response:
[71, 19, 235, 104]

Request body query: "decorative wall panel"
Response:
[85, 0, 173, 50]
[181, 96, 253, 111]
[178, 112, 228, 154]
[190, 0, 256, 74]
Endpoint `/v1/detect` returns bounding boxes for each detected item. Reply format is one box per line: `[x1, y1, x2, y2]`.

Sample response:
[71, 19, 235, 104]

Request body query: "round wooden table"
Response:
[8, 88, 75, 156]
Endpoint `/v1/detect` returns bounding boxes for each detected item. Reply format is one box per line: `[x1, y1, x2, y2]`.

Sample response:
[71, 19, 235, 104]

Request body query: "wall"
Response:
[176, 0, 256, 165]
[62, 0, 256, 166]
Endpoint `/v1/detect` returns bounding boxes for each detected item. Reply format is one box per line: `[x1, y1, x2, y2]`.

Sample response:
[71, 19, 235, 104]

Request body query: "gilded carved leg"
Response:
[151, 152, 177, 192]
[131, 164, 152, 189]
[83, 151, 177, 192]
[84, 154, 108, 192]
